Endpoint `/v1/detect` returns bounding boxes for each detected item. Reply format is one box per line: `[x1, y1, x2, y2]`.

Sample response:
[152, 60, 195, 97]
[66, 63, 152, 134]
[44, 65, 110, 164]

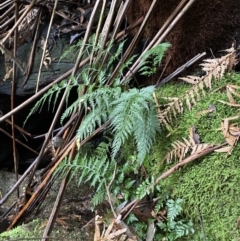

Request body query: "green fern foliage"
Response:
[56, 142, 114, 192]
[139, 43, 171, 76]
[29, 36, 170, 214]
[135, 176, 155, 200]
[109, 86, 160, 162]
[157, 198, 194, 240]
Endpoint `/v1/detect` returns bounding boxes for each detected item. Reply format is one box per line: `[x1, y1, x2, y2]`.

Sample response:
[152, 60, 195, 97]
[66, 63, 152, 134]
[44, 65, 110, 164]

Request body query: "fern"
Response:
[91, 186, 107, 206]
[139, 43, 171, 76]
[135, 176, 155, 200]
[55, 141, 114, 192]
[157, 198, 194, 240]
[24, 77, 79, 125]
[109, 86, 160, 162]
[29, 36, 170, 211]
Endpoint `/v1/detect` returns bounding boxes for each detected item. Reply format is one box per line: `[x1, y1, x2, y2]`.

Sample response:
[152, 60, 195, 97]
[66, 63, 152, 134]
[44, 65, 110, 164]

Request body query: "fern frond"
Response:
[163, 136, 212, 163]
[216, 116, 240, 154]
[24, 79, 71, 125]
[134, 101, 160, 163]
[166, 199, 183, 221]
[139, 43, 171, 76]
[92, 186, 106, 206]
[75, 86, 121, 143]
[136, 176, 155, 200]
[109, 86, 158, 161]
[55, 141, 114, 195]
[159, 48, 236, 127]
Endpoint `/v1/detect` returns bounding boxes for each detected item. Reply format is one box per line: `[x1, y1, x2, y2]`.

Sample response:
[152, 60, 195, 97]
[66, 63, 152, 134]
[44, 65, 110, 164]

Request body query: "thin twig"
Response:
[0, 127, 38, 154]
[155, 52, 206, 88]
[41, 143, 76, 241]
[22, 8, 42, 87]
[12, 1, 20, 197]
[197, 204, 207, 241]
[36, 0, 58, 93]
[105, 163, 117, 218]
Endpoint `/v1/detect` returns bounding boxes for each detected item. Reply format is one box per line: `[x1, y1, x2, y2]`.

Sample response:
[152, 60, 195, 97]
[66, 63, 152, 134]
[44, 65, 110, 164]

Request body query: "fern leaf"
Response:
[139, 43, 171, 77]
[109, 86, 158, 161]
[159, 48, 236, 128]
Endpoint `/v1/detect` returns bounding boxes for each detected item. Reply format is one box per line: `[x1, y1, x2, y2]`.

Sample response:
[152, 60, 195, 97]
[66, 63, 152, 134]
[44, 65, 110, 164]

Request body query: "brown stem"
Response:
[12, 1, 20, 197]
[41, 142, 76, 241]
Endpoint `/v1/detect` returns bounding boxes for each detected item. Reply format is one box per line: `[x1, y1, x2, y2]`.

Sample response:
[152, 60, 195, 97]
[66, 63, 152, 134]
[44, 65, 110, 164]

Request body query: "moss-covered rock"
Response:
[153, 72, 240, 240]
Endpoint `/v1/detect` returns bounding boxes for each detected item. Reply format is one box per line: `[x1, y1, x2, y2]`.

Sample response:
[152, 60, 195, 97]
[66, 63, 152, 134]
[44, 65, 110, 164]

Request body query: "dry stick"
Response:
[90, 0, 107, 65]
[4, 118, 36, 139]
[105, 163, 117, 218]
[12, 2, 19, 198]
[100, 0, 131, 67]
[0, 4, 15, 21]
[111, 0, 132, 40]
[54, 113, 79, 137]
[1, 0, 37, 44]
[108, 0, 159, 85]
[41, 142, 77, 241]
[72, 0, 102, 75]
[0, 128, 38, 155]
[35, 0, 58, 93]
[145, 0, 189, 52]
[0, 0, 13, 9]
[115, 17, 144, 40]
[0, 8, 25, 31]
[22, 8, 42, 87]
[0, 152, 38, 206]
[0, 44, 25, 74]
[121, 0, 196, 83]
[101, 0, 121, 46]
[120, 142, 227, 219]
[156, 55, 172, 86]
[155, 52, 207, 88]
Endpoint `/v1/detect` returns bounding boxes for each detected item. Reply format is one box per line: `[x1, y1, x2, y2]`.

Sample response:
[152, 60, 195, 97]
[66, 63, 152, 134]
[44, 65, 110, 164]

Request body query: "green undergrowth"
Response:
[0, 219, 42, 241]
[153, 72, 240, 240]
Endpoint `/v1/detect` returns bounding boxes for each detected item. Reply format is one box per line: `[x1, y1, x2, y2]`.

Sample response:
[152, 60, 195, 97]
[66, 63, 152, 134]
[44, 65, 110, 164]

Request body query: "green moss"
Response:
[0, 219, 42, 241]
[153, 72, 240, 239]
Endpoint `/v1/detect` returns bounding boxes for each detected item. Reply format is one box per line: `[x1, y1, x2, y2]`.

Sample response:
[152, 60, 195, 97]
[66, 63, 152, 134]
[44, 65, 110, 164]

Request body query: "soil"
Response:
[0, 170, 100, 240]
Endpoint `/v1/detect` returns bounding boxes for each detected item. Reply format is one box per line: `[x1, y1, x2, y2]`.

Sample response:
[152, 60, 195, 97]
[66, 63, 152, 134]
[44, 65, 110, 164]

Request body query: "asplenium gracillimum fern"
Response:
[27, 38, 170, 208]
[73, 85, 160, 163]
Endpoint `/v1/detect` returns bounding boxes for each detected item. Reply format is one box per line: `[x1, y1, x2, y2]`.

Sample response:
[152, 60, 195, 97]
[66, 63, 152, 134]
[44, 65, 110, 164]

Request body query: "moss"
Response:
[153, 72, 240, 239]
[0, 219, 42, 241]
